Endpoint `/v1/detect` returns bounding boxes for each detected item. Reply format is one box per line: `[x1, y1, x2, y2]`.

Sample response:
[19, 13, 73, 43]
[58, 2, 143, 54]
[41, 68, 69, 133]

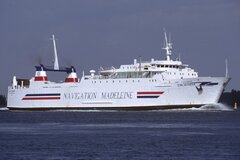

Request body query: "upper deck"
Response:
[84, 31, 198, 80]
[83, 58, 198, 80]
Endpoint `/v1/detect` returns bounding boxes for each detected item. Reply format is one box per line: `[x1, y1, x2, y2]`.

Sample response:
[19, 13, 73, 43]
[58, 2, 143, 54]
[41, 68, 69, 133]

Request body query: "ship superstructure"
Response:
[7, 32, 230, 110]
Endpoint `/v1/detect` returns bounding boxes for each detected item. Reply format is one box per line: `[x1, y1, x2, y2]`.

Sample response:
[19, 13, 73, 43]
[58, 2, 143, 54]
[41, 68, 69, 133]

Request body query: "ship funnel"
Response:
[65, 66, 78, 83]
[34, 64, 48, 81]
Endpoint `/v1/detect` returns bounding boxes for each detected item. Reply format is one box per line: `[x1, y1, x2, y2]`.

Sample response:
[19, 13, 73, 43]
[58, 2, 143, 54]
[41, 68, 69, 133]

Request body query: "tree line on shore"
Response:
[219, 90, 240, 107]
[0, 90, 239, 107]
[0, 95, 7, 106]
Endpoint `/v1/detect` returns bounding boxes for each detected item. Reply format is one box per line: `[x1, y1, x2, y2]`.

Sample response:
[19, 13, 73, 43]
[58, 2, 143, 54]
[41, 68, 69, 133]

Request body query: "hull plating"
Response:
[7, 77, 229, 110]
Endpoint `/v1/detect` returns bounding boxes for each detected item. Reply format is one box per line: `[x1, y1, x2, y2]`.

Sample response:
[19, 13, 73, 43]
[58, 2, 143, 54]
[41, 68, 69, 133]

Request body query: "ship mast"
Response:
[162, 31, 173, 61]
[52, 34, 59, 70]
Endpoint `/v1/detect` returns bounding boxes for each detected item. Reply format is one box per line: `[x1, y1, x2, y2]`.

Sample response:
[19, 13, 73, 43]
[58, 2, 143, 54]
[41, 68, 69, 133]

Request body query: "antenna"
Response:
[225, 59, 229, 78]
[52, 34, 59, 70]
[169, 32, 171, 43]
[139, 56, 142, 72]
[162, 30, 172, 61]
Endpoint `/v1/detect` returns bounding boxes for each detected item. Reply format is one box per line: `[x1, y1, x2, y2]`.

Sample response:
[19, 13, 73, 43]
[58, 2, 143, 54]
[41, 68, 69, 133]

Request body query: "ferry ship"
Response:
[7, 33, 230, 110]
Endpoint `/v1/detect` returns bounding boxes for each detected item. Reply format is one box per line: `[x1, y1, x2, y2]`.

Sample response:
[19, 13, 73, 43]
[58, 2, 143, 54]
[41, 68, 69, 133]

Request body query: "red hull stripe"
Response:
[65, 78, 78, 82]
[34, 76, 48, 81]
[137, 92, 164, 94]
[22, 97, 60, 100]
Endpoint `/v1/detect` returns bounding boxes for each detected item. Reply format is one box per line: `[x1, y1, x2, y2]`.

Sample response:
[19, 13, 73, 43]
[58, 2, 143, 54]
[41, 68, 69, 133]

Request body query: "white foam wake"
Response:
[0, 107, 9, 111]
[165, 103, 233, 111]
[198, 103, 233, 111]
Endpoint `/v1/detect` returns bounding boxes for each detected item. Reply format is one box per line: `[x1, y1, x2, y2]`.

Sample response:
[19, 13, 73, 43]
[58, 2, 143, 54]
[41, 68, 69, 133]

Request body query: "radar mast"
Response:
[52, 34, 59, 70]
[162, 31, 173, 61]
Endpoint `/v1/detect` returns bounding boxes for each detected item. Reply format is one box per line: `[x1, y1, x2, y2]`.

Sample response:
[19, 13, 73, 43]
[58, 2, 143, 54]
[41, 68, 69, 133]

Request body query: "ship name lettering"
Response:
[63, 92, 97, 100]
[101, 92, 133, 99]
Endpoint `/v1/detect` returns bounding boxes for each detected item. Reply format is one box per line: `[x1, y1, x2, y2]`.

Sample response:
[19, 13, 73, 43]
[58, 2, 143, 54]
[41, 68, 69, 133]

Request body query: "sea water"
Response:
[0, 104, 239, 160]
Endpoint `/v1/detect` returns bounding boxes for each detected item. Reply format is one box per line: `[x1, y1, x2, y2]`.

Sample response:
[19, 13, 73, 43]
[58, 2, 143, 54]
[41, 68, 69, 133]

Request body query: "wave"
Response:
[0, 107, 9, 111]
[165, 103, 233, 112]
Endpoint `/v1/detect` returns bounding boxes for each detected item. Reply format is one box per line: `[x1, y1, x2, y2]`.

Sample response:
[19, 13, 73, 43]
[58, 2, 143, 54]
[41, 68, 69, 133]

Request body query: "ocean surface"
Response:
[0, 105, 240, 160]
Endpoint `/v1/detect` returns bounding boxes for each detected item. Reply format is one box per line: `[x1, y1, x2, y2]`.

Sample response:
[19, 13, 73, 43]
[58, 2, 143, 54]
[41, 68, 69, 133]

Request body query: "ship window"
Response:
[126, 80, 128, 83]
[113, 80, 114, 83]
[157, 65, 160, 68]
[133, 80, 134, 82]
[138, 80, 140, 82]
[119, 80, 121, 83]
[165, 65, 169, 68]
[170, 65, 173, 68]
[161, 65, 164, 68]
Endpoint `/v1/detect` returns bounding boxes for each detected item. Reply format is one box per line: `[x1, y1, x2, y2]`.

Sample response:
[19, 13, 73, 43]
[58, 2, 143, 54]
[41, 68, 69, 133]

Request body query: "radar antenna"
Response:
[162, 30, 173, 61]
[52, 34, 59, 70]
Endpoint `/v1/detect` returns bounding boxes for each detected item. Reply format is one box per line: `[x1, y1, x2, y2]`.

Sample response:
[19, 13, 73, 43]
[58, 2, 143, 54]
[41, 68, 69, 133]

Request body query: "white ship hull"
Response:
[7, 32, 230, 110]
[7, 77, 229, 110]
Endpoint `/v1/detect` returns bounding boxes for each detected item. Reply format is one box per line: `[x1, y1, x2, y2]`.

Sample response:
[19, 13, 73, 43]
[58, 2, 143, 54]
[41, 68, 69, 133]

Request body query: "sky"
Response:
[0, 0, 239, 95]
